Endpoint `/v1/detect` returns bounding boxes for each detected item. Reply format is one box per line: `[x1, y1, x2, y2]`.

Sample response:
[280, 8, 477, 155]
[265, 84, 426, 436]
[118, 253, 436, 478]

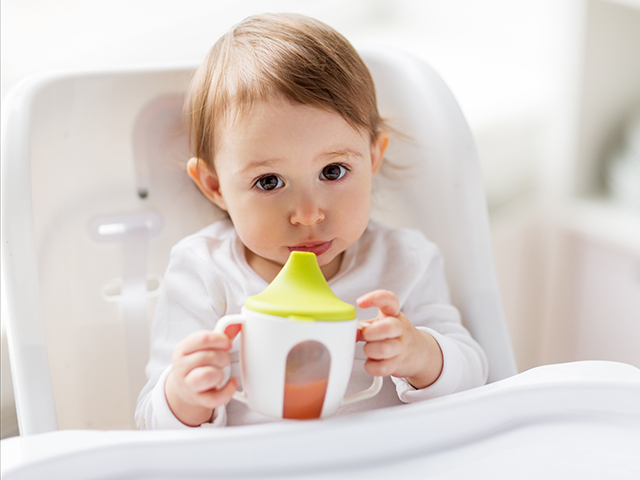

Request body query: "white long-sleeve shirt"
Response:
[136, 219, 488, 429]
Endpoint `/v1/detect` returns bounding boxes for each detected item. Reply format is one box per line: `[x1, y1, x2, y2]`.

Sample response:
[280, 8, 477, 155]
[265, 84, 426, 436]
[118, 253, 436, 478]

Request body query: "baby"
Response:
[136, 13, 488, 429]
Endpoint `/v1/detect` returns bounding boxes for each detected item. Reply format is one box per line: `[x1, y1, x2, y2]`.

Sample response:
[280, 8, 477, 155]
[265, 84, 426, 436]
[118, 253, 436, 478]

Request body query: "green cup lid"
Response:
[245, 251, 356, 321]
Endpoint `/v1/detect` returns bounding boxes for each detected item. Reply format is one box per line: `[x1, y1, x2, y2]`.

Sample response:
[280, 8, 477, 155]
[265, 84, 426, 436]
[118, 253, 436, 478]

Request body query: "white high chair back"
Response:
[1, 46, 517, 436]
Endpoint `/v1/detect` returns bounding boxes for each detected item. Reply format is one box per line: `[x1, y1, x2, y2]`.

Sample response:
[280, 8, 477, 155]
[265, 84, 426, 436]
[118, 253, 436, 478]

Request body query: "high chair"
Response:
[2, 46, 639, 480]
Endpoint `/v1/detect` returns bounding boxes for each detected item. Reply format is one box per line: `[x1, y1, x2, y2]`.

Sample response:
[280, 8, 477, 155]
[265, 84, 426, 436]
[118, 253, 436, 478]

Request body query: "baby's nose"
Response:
[289, 193, 325, 226]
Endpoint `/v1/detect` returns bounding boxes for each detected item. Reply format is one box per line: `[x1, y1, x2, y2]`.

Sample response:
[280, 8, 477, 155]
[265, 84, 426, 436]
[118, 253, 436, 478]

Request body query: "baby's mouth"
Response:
[288, 240, 333, 256]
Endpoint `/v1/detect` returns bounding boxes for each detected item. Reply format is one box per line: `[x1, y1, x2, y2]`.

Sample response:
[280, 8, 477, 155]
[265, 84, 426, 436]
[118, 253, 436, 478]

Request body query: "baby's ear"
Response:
[186, 157, 228, 211]
[371, 131, 389, 176]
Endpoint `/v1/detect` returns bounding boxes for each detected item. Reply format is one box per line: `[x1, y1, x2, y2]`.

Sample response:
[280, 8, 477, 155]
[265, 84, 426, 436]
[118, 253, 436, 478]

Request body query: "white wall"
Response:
[2, 0, 562, 127]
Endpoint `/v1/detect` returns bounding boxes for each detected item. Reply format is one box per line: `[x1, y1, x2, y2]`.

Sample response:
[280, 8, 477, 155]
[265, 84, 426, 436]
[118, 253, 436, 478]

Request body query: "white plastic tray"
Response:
[2, 361, 640, 480]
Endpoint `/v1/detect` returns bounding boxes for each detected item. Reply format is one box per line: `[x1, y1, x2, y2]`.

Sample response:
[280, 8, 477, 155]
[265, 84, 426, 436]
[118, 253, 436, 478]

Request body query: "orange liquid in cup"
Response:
[282, 379, 329, 420]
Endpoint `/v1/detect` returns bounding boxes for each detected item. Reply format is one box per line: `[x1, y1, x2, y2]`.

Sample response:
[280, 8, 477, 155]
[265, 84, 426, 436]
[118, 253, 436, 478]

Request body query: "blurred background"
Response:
[2, 0, 639, 438]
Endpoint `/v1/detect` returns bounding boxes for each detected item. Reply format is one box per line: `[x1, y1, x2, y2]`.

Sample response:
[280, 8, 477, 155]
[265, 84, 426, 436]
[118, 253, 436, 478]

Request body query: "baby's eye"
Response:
[320, 164, 348, 181]
[255, 175, 284, 191]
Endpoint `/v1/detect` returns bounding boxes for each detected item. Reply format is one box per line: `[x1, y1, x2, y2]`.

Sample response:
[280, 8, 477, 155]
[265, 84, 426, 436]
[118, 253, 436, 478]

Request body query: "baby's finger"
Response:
[364, 357, 400, 378]
[184, 365, 226, 393]
[360, 316, 403, 342]
[178, 350, 231, 374]
[363, 337, 403, 360]
[224, 324, 242, 341]
[197, 377, 239, 410]
[356, 320, 374, 342]
[175, 330, 231, 357]
[357, 290, 400, 317]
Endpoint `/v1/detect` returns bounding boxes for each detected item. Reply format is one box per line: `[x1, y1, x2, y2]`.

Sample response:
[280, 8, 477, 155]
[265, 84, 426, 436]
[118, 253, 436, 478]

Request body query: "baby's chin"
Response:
[316, 250, 345, 280]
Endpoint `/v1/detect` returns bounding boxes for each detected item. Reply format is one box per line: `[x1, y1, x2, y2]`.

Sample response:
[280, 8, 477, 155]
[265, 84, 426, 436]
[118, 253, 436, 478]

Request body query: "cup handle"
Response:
[341, 376, 383, 406]
[341, 321, 383, 405]
[213, 314, 248, 405]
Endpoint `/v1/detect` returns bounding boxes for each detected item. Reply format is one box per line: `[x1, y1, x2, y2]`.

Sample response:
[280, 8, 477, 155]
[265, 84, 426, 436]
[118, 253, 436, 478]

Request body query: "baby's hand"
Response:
[357, 290, 443, 389]
[165, 328, 239, 427]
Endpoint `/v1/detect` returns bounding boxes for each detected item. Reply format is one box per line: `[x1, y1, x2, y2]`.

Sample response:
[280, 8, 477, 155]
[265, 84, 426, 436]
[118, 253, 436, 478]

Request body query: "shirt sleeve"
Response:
[389, 231, 489, 402]
[135, 241, 229, 429]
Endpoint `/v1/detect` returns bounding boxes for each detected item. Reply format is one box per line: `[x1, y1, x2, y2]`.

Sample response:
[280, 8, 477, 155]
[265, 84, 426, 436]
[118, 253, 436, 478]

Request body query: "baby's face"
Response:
[207, 96, 386, 282]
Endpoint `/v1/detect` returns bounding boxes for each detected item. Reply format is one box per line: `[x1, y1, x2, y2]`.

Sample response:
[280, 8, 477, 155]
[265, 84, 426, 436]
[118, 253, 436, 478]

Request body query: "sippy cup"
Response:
[215, 251, 382, 420]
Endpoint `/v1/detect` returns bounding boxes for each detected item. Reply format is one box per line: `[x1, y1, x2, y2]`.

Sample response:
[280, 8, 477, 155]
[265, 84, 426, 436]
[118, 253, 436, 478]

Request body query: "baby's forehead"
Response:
[230, 102, 369, 142]
[213, 100, 370, 161]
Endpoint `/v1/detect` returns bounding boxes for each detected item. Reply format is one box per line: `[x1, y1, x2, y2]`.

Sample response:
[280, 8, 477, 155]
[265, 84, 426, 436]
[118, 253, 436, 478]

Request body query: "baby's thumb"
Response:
[224, 324, 242, 341]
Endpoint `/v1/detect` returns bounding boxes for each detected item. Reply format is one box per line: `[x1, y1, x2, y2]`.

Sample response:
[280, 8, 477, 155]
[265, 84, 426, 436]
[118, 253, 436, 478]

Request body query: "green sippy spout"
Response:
[244, 251, 356, 321]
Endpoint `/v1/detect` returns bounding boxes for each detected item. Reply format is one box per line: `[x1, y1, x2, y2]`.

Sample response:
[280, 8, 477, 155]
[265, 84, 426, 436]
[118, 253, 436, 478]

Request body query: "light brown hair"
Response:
[185, 13, 384, 169]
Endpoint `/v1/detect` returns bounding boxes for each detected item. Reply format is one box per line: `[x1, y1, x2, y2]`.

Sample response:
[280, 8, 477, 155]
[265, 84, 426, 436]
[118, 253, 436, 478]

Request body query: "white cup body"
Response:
[217, 308, 359, 419]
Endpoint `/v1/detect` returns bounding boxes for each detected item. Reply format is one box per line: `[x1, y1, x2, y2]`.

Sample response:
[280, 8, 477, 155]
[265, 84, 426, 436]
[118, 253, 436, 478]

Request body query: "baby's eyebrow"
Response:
[239, 158, 283, 174]
[321, 148, 364, 160]
[239, 148, 363, 174]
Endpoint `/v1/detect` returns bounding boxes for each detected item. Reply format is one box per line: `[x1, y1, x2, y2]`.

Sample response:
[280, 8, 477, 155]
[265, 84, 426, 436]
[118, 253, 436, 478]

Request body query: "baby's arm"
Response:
[136, 229, 241, 429]
[357, 290, 443, 389]
[348, 224, 487, 400]
[165, 328, 239, 427]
